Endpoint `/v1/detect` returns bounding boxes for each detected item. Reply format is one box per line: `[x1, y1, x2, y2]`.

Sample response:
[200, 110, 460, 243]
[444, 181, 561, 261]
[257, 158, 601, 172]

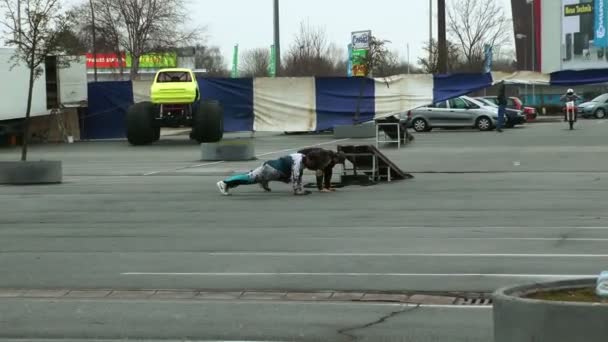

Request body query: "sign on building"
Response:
[350, 30, 372, 77]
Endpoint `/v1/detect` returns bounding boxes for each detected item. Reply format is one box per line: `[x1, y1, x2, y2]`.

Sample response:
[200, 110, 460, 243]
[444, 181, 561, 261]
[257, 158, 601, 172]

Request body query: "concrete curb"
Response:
[0, 160, 62, 185]
[493, 278, 608, 342]
[201, 138, 256, 161]
[0, 288, 477, 305]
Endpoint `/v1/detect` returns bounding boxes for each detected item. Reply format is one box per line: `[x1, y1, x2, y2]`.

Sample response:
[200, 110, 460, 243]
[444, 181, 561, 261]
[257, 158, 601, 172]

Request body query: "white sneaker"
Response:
[216, 181, 229, 196]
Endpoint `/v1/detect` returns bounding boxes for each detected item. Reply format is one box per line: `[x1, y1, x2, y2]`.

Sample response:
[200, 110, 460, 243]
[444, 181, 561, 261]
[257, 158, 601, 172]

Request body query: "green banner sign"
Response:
[269, 45, 276, 77]
[351, 49, 368, 76]
[125, 53, 177, 68]
[231, 44, 239, 78]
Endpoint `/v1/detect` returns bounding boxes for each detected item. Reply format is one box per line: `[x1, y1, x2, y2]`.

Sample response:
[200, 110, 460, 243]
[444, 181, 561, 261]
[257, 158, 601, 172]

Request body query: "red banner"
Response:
[86, 53, 127, 69]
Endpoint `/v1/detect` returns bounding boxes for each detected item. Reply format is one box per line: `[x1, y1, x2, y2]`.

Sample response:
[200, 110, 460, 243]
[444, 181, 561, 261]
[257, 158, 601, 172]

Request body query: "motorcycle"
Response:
[565, 101, 577, 130]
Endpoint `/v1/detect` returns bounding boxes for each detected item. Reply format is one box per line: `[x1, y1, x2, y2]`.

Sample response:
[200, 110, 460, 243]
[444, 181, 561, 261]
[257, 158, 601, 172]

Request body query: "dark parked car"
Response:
[483, 96, 538, 121]
[475, 97, 527, 127]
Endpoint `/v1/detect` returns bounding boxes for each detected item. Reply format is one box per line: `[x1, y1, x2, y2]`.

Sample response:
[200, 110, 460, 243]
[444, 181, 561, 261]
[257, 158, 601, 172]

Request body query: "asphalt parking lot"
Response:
[1, 120, 608, 341]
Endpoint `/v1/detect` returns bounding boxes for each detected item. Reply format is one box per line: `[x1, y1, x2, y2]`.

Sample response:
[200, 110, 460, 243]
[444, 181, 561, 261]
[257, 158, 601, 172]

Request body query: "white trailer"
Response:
[0, 48, 87, 139]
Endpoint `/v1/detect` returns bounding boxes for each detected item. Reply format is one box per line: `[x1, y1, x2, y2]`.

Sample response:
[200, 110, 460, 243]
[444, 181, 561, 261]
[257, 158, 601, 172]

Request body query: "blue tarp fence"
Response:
[83, 69, 608, 139]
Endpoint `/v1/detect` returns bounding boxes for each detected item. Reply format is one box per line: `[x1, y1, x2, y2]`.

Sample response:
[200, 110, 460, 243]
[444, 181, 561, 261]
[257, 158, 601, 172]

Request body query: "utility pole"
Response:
[429, 0, 433, 66]
[89, 0, 98, 82]
[530, 0, 536, 106]
[16, 0, 21, 43]
[273, 0, 281, 76]
[437, 0, 448, 74]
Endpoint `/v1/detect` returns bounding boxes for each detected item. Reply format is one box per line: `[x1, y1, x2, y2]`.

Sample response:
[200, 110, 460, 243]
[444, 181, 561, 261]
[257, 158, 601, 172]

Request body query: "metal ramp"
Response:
[337, 145, 413, 183]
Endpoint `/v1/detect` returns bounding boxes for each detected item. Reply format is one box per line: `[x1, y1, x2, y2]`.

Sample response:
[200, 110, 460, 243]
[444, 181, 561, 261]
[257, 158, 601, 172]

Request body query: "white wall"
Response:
[0, 48, 48, 121]
[541, 0, 564, 73]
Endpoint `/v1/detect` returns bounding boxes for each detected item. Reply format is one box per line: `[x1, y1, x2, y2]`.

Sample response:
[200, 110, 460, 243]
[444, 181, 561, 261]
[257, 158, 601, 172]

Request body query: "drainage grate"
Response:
[457, 297, 493, 306]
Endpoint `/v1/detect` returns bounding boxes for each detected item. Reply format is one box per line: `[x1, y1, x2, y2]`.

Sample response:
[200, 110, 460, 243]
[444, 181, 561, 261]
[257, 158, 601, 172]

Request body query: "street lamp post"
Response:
[429, 0, 433, 67]
[438, 0, 447, 74]
[273, 0, 281, 77]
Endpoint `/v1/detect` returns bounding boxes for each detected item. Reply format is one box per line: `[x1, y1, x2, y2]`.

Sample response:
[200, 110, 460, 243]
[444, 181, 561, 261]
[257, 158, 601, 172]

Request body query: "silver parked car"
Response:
[577, 93, 608, 119]
[407, 96, 499, 132]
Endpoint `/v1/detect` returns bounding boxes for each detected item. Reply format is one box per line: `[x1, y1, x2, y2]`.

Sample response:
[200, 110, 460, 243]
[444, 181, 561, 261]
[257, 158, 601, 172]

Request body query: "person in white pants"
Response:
[216, 153, 316, 196]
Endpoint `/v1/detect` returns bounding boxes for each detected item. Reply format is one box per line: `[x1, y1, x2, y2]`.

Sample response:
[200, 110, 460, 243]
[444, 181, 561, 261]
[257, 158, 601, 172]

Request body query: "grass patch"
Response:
[527, 288, 608, 303]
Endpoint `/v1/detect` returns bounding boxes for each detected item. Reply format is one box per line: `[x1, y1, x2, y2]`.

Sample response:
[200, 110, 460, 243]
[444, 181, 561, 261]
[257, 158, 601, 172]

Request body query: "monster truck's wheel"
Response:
[192, 100, 224, 143]
[126, 102, 158, 145]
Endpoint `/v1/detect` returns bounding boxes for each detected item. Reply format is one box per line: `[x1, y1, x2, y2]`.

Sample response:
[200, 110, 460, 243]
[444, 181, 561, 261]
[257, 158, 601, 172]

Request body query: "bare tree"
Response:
[69, 1, 126, 75]
[375, 52, 418, 77]
[240, 48, 270, 77]
[282, 22, 341, 76]
[357, 37, 391, 77]
[1, 0, 71, 161]
[194, 45, 228, 77]
[54, 24, 87, 55]
[81, 0, 202, 79]
[447, 0, 511, 72]
[418, 39, 461, 73]
[352, 36, 399, 122]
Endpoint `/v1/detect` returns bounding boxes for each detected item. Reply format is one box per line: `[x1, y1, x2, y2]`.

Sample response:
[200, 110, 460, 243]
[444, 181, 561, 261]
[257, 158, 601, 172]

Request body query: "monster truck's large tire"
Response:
[126, 102, 158, 145]
[192, 100, 223, 143]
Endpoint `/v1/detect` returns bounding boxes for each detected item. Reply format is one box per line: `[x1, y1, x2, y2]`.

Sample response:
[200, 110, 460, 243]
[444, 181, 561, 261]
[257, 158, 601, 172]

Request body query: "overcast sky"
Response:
[196, 0, 515, 67]
[8, 0, 515, 67]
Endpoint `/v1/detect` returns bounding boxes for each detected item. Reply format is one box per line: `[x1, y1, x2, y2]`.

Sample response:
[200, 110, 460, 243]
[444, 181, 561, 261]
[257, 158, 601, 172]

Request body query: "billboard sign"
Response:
[86, 52, 126, 69]
[126, 53, 177, 68]
[86, 52, 177, 69]
[351, 49, 368, 76]
[350, 30, 372, 76]
[560, 0, 608, 70]
[351, 30, 372, 50]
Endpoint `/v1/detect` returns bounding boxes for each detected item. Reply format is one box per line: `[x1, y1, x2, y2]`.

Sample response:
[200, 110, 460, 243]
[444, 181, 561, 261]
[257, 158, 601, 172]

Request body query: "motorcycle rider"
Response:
[560, 89, 581, 122]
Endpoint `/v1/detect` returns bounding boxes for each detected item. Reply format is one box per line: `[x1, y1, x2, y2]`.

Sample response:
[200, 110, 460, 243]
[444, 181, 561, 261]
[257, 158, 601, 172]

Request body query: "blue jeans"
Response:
[497, 105, 506, 129]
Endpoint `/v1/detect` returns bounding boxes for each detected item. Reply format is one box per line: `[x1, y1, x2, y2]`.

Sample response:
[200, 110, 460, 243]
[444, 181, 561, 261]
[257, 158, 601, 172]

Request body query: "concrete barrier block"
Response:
[201, 138, 256, 161]
[334, 122, 376, 139]
[494, 278, 608, 342]
[0, 160, 62, 185]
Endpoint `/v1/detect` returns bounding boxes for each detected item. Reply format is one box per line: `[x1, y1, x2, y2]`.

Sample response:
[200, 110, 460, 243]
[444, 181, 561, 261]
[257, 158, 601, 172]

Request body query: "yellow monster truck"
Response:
[126, 68, 223, 145]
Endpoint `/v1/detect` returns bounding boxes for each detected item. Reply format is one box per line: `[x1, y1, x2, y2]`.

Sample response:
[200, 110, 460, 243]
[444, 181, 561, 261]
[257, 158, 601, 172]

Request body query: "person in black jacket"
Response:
[298, 148, 346, 192]
[496, 83, 507, 133]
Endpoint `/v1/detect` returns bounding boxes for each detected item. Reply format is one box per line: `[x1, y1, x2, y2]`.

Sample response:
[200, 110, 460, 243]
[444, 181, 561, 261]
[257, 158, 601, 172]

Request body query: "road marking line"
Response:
[204, 252, 608, 258]
[337, 226, 608, 230]
[122, 272, 596, 278]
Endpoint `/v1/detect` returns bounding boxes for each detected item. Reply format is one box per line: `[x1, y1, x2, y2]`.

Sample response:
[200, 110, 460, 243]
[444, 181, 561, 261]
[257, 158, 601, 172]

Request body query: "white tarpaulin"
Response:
[373, 74, 434, 120]
[132, 80, 153, 103]
[492, 71, 551, 86]
[253, 77, 316, 132]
